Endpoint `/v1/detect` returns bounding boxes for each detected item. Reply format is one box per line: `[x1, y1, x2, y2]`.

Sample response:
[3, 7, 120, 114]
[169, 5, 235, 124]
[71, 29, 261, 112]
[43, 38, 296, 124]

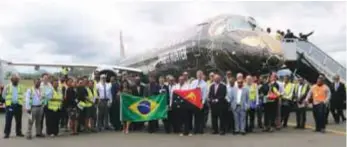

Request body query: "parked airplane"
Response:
[119, 14, 285, 76]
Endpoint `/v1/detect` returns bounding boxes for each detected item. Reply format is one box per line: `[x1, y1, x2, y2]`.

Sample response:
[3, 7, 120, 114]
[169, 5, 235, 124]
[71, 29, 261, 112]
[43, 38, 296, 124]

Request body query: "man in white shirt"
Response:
[190, 70, 208, 134]
[96, 74, 112, 131]
[39, 73, 53, 134]
[25, 79, 45, 139]
[170, 76, 190, 136]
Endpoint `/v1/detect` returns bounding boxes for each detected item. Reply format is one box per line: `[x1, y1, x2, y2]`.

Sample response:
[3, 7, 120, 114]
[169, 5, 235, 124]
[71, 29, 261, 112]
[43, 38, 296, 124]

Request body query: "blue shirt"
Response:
[25, 88, 43, 109]
[12, 86, 18, 104]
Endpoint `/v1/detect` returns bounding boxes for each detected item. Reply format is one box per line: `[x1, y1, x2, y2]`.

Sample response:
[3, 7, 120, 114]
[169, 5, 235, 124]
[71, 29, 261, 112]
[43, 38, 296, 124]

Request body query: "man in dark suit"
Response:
[109, 76, 121, 131]
[145, 76, 161, 133]
[158, 76, 171, 133]
[328, 75, 346, 124]
[208, 74, 228, 135]
[131, 76, 146, 131]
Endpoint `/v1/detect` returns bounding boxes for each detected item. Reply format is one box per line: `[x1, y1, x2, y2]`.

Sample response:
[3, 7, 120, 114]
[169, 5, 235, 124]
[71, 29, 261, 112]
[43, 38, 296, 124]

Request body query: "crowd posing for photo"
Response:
[0, 69, 345, 139]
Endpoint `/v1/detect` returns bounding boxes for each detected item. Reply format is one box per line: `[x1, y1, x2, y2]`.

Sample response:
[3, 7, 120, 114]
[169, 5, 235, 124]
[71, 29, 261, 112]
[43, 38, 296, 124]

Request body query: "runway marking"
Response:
[287, 122, 346, 136]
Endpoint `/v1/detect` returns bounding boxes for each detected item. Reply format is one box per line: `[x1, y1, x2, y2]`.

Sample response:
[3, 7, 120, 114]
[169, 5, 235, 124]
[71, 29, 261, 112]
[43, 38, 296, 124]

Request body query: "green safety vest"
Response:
[282, 83, 294, 100]
[248, 84, 258, 101]
[85, 87, 97, 107]
[47, 89, 63, 111]
[5, 84, 24, 106]
[61, 68, 68, 75]
[294, 84, 308, 98]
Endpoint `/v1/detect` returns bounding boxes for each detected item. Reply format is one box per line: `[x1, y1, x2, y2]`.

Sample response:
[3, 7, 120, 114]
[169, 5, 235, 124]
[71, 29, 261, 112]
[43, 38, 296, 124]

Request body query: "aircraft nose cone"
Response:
[239, 32, 283, 55]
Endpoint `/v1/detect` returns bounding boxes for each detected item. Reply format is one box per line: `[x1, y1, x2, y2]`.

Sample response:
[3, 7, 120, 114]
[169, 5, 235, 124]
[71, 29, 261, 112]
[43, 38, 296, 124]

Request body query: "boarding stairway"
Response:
[282, 39, 346, 84]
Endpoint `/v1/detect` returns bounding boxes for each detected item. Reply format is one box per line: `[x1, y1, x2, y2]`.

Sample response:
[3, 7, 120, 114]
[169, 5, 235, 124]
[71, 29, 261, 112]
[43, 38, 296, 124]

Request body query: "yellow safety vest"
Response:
[248, 84, 258, 101]
[294, 84, 308, 97]
[85, 87, 97, 107]
[283, 83, 294, 100]
[5, 84, 24, 106]
[61, 68, 68, 75]
[47, 89, 63, 111]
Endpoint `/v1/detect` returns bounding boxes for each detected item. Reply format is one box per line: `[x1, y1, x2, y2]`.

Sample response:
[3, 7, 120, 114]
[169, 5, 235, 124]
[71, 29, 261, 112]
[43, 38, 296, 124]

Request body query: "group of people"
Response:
[266, 27, 314, 42]
[0, 69, 345, 139]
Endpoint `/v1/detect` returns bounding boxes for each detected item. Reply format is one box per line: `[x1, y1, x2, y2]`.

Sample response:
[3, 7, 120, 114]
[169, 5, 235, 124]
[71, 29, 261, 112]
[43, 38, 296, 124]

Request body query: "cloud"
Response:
[0, 1, 345, 73]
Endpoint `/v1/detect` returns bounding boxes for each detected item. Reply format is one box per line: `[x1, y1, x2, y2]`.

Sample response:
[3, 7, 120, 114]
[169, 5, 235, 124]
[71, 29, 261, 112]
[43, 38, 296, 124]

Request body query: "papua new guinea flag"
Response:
[173, 88, 203, 109]
[120, 93, 167, 122]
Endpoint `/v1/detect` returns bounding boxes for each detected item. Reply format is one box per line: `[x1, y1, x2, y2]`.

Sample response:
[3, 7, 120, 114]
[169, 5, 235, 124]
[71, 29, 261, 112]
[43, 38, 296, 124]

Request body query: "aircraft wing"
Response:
[4, 61, 142, 73]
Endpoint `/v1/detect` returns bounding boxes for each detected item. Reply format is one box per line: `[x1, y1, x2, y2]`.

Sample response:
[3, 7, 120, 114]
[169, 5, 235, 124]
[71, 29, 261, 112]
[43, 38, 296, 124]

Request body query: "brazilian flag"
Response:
[120, 93, 167, 122]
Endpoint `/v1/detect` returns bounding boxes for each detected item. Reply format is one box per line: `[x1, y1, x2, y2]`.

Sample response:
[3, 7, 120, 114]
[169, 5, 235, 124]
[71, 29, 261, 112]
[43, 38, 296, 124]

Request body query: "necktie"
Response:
[335, 83, 339, 91]
[198, 80, 201, 87]
[103, 83, 107, 99]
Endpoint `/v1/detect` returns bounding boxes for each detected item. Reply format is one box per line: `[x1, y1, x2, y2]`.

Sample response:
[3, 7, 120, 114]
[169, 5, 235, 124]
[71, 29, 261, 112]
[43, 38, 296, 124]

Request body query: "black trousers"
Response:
[172, 108, 183, 133]
[45, 108, 61, 135]
[78, 108, 85, 132]
[329, 102, 346, 123]
[211, 104, 227, 133]
[296, 107, 306, 128]
[193, 108, 203, 134]
[264, 102, 277, 129]
[162, 110, 173, 133]
[4, 104, 22, 136]
[183, 109, 193, 135]
[257, 106, 264, 128]
[110, 100, 121, 130]
[281, 100, 292, 127]
[247, 109, 256, 132]
[60, 106, 68, 128]
[148, 120, 158, 133]
[203, 105, 209, 129]
[313, 103, 326, 131]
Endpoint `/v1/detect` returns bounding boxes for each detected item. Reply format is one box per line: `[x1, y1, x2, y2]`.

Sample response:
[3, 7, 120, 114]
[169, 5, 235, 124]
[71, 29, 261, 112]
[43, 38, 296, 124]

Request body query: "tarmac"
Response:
[0, 112, 345, 147]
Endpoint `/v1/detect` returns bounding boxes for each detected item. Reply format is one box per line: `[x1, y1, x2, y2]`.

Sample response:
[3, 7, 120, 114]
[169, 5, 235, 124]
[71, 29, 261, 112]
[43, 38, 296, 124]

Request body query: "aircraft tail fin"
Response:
[120, 31, 125, 58]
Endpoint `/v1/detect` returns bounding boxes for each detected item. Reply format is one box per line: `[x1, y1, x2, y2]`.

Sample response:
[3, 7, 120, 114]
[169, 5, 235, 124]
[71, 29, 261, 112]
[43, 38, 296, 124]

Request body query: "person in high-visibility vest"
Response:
[293, 77, 310, 129]
[245, 75, 259, 132]
[2, 73, 25, 139]
[45, 79, 63, 137]
[25, 79, 45, 139]
[85, 80, 98, 132]
[76, 78, 89, 133]
[281, 75, 294, 128]
[61, 67, 68, 76]
[305, 75, 331, 133]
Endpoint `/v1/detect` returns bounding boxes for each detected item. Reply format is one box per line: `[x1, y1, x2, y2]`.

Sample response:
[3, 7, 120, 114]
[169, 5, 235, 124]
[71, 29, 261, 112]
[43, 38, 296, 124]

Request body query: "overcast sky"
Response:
[0, 0, 346, 72]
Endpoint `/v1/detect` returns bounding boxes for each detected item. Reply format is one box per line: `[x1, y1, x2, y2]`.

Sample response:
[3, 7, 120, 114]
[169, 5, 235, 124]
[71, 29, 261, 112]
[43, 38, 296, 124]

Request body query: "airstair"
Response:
[282, 40, 346, 84]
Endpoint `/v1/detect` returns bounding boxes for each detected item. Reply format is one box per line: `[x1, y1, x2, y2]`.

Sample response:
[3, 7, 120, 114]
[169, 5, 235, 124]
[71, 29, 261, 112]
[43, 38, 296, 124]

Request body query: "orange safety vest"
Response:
[312, 84, 328, 104]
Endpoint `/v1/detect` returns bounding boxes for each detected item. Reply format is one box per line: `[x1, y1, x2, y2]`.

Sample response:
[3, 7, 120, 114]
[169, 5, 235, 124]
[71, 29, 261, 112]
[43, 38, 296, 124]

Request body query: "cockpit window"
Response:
[225, 17, 255, 31]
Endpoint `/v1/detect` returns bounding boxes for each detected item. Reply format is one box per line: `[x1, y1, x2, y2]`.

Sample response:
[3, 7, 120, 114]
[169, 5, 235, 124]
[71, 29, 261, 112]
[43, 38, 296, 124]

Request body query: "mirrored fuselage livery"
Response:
[119, 14, 285, 76]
